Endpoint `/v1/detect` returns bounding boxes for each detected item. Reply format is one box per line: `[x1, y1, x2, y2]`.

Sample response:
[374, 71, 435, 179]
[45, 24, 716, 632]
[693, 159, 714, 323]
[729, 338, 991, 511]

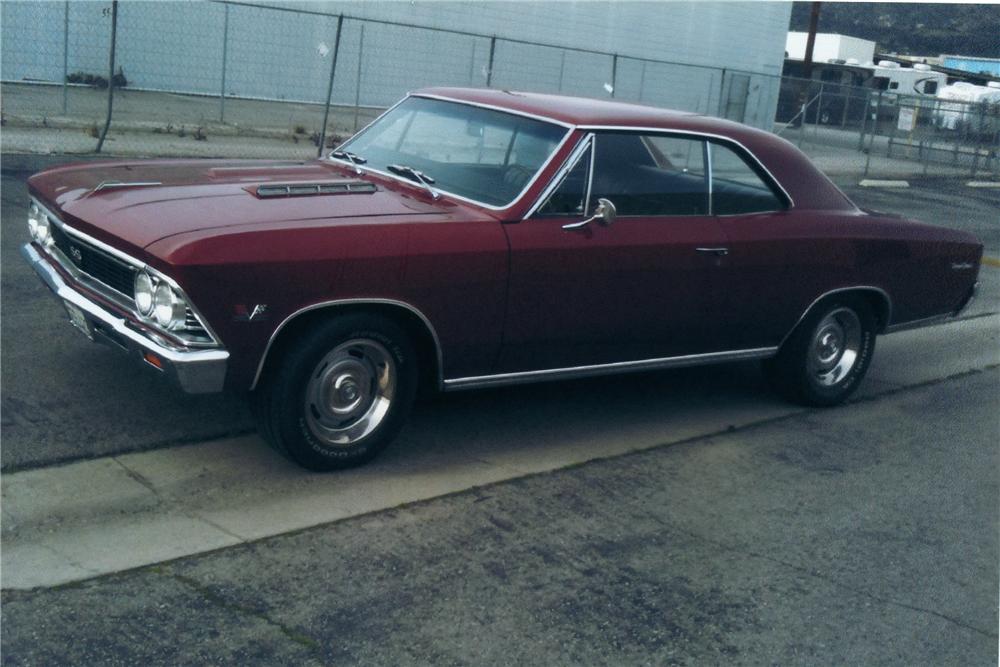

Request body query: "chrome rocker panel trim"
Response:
[21, 243, 229, 394]
[442, 346, 778, 391]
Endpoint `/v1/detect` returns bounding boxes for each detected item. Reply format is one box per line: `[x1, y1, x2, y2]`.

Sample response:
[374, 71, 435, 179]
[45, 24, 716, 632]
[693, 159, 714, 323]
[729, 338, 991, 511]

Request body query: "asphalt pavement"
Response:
[1, 155, 998, 664]
[3, 368, 997, 665]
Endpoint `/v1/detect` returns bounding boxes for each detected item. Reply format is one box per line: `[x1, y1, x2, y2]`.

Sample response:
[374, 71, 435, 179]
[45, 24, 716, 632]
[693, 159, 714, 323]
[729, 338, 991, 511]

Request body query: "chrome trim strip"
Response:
[524, 132, 592, 219]
[883, 314, 951, 335]
[442, 346, 777, 391]
[250, 298, 446, 390]
[333, 94, 575, 213]
[704, 139, 713, 216]
[31, 197, 223, 348]
[575, 125, 795, 209]
[91, 181, 162, 194]
[412, 92, 576, 129]
[21, 243, 228, 394]
[778, 286, 894, 349]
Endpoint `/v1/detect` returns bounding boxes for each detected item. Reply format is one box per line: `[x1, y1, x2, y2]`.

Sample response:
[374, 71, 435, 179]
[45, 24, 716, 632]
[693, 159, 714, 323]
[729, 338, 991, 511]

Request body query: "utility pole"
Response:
[795, 1, 822, 128]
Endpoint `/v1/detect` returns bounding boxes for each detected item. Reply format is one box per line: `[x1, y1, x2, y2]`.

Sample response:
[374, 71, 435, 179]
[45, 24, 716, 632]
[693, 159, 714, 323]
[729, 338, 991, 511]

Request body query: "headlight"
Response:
[153, 282, 187, 329]
[134, 272, 155, 316]
[27, 202, 53, 248]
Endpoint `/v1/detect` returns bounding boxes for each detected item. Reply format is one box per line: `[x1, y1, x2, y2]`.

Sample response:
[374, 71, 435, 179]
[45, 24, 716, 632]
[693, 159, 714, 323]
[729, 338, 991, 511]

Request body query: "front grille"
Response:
[51, 223, 137, 298]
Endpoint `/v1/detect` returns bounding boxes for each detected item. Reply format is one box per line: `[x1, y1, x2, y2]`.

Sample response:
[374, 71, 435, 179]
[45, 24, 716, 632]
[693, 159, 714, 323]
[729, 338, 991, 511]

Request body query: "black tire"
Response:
[764, 296, 876, 407]
[253, 314, 418, 471]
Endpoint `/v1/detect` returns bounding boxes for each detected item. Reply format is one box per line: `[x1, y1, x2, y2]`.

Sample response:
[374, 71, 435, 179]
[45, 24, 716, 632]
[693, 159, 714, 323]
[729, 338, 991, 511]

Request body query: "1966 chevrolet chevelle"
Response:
[22, 88, 982, 470]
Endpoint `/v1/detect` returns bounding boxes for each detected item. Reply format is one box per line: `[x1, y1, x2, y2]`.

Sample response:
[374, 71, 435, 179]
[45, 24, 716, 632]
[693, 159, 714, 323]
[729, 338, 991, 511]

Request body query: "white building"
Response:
[786, 32, 875, 65]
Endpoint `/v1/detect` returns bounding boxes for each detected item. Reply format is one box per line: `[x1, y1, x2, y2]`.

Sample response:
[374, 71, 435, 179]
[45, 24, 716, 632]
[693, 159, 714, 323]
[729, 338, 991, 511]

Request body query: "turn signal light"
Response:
[143, 352, 164, 370]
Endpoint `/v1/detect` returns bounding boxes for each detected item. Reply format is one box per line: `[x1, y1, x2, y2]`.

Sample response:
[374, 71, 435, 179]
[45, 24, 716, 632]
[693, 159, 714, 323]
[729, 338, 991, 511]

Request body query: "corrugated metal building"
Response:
[1, 1, 792, 129]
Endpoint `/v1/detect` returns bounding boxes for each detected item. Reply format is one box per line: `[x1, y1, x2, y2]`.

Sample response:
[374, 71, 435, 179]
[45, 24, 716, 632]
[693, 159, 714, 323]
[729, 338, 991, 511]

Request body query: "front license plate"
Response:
[63, 300, 94, 341]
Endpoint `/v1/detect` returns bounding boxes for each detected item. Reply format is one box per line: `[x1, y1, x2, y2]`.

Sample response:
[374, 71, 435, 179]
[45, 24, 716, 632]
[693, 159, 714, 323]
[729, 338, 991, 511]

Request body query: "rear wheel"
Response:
[764, 297, 876, 406]
[253, 314, 418, 471]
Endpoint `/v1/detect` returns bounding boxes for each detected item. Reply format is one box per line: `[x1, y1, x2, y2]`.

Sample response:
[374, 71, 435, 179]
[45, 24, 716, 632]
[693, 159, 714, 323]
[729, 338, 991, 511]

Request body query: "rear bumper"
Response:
[21, 243, 229, 394]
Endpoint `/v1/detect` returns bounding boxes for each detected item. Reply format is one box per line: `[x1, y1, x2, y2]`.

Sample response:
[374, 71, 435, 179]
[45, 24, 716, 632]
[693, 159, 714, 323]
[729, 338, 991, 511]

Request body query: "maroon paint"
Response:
[26, 89, 983, 392]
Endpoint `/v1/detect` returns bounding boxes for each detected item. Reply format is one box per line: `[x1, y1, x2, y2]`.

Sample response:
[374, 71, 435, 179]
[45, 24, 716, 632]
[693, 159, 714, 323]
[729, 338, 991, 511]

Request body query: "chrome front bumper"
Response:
[21, 243, 229, 394]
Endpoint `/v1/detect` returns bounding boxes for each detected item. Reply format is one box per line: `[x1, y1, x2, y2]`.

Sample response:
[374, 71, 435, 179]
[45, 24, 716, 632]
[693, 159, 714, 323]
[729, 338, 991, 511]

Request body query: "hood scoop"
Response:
[253, 180, 377, 199]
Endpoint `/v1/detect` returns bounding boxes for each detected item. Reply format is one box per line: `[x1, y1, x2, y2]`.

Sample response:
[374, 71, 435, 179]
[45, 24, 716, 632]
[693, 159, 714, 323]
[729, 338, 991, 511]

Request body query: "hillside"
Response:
[789, 3, 1000, 58]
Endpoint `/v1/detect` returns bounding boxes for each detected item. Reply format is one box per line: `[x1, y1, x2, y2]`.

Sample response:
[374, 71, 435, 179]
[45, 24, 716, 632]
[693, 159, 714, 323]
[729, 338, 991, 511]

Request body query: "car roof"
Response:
[413, 87, 706, 128]
[410, 87, 858, 213]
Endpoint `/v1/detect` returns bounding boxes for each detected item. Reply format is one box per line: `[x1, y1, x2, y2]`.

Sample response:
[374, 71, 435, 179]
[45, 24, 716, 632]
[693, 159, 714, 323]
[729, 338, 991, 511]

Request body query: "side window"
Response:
[710, 142, 786, 215]
[536, 143, 591, 216]
[589, 132, 709, 216]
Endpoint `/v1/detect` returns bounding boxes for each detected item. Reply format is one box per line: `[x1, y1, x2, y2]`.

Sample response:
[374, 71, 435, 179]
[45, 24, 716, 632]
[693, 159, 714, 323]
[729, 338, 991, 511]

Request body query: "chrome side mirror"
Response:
[561, 198, 617, 230]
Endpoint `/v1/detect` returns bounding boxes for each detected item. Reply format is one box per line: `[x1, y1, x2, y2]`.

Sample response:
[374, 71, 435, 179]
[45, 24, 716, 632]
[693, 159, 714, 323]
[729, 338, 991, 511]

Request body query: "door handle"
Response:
[696, 247, 729, 257]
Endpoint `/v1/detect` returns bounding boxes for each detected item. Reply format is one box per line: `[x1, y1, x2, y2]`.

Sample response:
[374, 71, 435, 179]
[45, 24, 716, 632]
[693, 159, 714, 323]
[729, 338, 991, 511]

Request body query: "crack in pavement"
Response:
[113, 456, 249, 544]
[666, 520, 998, 641]
[163, 569, 323, 656]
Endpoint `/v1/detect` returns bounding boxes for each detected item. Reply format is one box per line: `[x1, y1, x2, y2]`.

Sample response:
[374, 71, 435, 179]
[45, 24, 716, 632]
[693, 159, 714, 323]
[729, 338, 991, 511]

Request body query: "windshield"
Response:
[336, 96, 568, 207]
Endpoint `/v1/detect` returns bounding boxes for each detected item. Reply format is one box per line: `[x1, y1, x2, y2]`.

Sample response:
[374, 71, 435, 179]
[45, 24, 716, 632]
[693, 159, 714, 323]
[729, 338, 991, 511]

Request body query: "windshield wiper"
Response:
[330, 150, 367, 175]
[386, 164, 439, 200]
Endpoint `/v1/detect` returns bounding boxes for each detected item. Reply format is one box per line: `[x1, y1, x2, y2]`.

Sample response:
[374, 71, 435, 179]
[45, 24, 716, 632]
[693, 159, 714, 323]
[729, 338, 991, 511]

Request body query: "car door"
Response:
[706, 139, 819, 350]
[498, 131, 731, 374]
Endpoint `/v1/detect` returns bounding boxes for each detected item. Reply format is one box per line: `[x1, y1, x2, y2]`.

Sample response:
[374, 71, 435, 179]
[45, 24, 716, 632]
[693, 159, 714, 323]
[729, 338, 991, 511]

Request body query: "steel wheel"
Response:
[252, 313, 418, 471]
[806, 307, 862, 388]
[764, 296, 876, 407]
[304, 338, 397, 447]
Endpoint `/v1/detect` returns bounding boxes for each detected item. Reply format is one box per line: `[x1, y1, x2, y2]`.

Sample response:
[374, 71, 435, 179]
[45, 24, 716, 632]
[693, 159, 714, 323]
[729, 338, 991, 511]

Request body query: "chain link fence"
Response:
[773, 76, 999, 179]
[1, 0, 782, 159]
[2, 0, 997, 179]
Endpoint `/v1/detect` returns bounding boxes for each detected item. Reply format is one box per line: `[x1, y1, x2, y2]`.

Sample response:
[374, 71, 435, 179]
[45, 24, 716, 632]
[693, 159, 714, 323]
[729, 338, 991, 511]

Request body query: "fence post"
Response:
[857, 89, 872, 152]
[219, 3, 229, 123]
[62, 1, 69, 115]
[814, 82, 824, 137]
[95, 0, 118, 154]
[971, 104, 984, 177]
[467, 40, 476, 85]
[352, 24, 365, 132]
[486, 36, 496, 87]
[317, 15, 344, 158]
[717, 68, 727, 117]
[557, 50, 565, 92]
[638, 60, 647, 102]
[610, 54, 617, 97]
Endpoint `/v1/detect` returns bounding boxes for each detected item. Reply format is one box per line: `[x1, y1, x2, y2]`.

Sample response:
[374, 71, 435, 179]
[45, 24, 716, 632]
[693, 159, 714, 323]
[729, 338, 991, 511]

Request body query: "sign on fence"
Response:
[897, 107, 917, 132]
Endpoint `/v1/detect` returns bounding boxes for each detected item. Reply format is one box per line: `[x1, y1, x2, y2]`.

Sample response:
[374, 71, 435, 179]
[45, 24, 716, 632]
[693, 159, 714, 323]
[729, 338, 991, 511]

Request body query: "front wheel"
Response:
[764, 297, 876, 407]
[253, 314, 418, 471]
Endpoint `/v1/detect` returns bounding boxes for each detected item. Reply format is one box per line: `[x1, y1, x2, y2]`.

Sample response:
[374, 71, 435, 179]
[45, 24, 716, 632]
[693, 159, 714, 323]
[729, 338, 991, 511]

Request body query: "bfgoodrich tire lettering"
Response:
[765, 296, 876, 407]
[254, 314, 417, 471]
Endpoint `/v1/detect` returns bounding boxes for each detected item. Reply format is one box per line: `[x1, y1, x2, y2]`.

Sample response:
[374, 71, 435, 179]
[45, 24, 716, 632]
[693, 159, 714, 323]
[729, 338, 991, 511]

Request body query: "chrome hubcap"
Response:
[304, 339, 396, 447]
[807, 308, 862, 387]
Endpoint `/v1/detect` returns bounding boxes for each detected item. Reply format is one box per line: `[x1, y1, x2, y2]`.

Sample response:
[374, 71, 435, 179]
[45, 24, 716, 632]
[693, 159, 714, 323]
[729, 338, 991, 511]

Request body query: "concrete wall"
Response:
[1, 1, 792, 129]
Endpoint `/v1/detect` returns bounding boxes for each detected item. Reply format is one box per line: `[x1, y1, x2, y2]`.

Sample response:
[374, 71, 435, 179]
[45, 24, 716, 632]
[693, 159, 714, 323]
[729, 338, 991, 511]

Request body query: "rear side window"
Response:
[710, 143, 786, 215]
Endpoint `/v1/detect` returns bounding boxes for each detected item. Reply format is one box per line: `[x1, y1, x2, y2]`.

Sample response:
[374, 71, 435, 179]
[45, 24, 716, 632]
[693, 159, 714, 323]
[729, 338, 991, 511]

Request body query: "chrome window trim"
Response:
[524, 132, 593, 219]
[442, 346, 778, 391]
[411, 93, 576, 129]
[704, 139, 713, 216]
[250, 298, 445, 391]
[575, 125, 795, 210]
[332, 94, 575, 213]
[30, 197, 223, 348]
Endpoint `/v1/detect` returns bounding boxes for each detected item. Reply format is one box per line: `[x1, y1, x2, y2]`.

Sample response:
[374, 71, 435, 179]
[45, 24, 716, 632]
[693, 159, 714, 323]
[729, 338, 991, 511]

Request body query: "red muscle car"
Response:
[22, 88, 982, 470]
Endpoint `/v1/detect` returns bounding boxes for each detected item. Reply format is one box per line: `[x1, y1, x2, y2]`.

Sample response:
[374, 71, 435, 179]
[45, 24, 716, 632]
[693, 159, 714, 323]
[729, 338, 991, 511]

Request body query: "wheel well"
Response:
[806, 288, 892, 334]
[253, 303, 442, 395]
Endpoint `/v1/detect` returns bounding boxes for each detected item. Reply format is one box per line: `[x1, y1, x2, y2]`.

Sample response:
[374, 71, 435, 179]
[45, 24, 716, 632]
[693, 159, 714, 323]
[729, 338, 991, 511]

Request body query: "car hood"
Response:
[27, 158, 454, 252]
